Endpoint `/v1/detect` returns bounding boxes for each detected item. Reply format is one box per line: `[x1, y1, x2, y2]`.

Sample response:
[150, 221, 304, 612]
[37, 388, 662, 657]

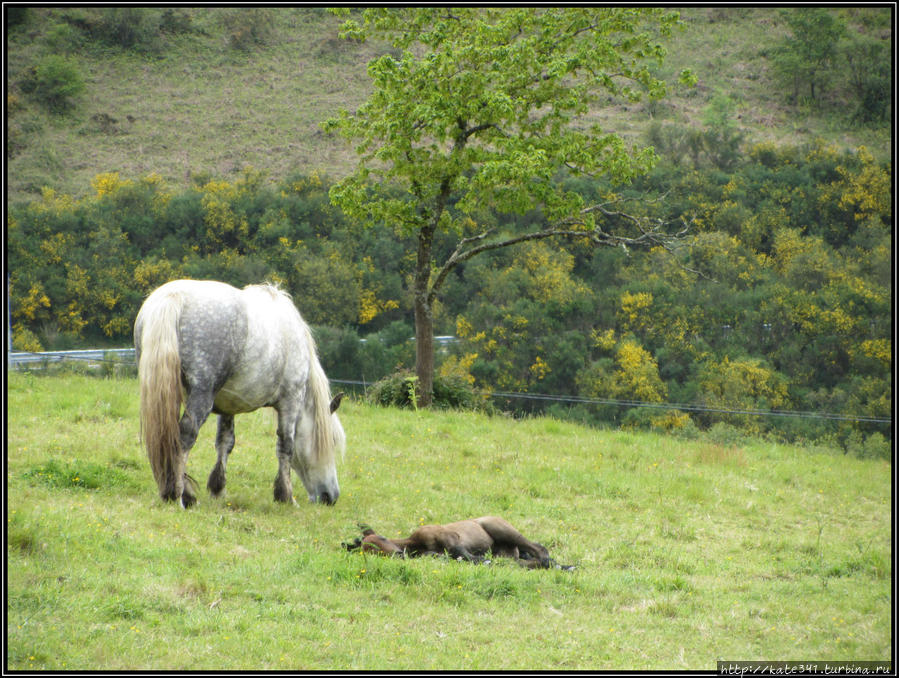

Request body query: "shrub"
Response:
[366, 371, 421, 409]
[844, 431, 891, 462]
[20, 55, 85, 114]
[366, 370, 489, 412]
[222, 9, 274, 51]
[706, 422, 750, 447]
[433, 373, 491, 412]
[44, 22, 84, 53]
[6, 6, 29, 28]
[89, 8, 162, 51]
[158, 8, 195, 35]
[842, 34, 891, 124]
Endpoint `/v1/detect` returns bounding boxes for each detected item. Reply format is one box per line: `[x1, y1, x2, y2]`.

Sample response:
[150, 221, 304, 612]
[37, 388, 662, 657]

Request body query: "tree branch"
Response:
[428, 200, 709, 303]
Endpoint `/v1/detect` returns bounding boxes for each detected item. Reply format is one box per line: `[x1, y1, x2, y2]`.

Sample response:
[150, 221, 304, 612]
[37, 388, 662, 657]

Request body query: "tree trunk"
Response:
[411, 171, 455, 408]
[414, 293, 434, 408]
[413, 219, 437, 408]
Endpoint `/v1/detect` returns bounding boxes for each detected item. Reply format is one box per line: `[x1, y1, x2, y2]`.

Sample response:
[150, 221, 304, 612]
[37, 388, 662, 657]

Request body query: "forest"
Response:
[6, 7, 892, 457]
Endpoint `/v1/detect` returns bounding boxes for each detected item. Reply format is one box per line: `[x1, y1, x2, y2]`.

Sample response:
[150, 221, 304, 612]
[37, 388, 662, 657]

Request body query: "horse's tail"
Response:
[303, 323, 346, 464]
[136, 290, 184, 500]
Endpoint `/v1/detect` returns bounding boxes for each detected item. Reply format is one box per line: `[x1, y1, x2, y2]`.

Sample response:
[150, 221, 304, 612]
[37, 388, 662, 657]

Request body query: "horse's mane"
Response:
[243, 282, 345, 465]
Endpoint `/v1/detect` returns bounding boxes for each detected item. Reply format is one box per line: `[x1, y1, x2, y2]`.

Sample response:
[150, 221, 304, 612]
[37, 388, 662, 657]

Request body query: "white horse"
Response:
[134, 279, 344, 508]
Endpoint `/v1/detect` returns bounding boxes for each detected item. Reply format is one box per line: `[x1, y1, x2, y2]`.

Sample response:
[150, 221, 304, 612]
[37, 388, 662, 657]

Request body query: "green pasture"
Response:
[6, 373, 892, 670]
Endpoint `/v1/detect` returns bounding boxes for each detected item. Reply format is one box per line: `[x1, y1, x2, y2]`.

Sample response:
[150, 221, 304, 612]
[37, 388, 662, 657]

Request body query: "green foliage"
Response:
[46, 7, 198, 53]
[698, 93, 745, 170]
[6, 6, 30, 28]
[20, 54, 85, 113]
[4, 8, 889, 208]
[4, 8, 890, 446]
[327, 7, 683, 230]
[43, 22, 84, 53]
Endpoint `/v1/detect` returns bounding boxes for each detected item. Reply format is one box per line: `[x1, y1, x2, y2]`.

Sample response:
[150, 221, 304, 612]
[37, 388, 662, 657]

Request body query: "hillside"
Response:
[5, 6, 891, 204]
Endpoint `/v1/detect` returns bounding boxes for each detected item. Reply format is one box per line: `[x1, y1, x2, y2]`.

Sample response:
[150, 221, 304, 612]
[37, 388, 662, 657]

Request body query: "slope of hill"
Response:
[5, 6, 891, 204]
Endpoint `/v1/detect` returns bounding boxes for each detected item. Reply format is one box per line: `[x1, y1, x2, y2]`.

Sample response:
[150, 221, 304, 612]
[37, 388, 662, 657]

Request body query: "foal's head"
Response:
[342, 524, 404, 557]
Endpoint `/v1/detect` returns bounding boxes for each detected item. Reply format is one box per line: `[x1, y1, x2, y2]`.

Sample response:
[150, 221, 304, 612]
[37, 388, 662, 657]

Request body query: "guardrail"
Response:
[7, 337, 459, 369]
[7, 348, 136, 368]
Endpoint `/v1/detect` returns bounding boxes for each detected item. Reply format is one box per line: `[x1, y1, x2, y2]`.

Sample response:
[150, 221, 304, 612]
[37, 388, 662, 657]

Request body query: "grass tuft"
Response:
[23, 458, 138, 491]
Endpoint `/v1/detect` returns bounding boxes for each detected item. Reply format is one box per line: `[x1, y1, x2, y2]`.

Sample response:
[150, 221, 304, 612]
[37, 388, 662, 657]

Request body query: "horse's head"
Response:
[291, 393, 346, 505]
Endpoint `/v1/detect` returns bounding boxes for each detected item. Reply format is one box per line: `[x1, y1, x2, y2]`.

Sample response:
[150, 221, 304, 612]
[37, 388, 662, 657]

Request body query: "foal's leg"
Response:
[273, 407, 298, 504]
[207, 414, 235, 498]
[448, 544, 486, 563]
[436, 532, 485, 563]
[176, 389, 215, 508]
[476, 517, 553, 567]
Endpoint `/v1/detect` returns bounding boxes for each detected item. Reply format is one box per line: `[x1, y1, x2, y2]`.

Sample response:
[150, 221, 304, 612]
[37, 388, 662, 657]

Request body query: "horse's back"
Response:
[136, 279, 312, 414]
[214, 284, 309, 413]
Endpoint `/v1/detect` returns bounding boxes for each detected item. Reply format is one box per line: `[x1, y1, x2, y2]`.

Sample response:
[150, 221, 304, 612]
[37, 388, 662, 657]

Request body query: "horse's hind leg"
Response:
[207, 414, 234, 498]
[177, 389, 215, 508]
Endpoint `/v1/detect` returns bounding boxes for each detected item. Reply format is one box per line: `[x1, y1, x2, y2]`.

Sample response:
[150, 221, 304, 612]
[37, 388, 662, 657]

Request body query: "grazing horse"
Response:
[134, 279, 345, 508]
[344, 516, 573, 570]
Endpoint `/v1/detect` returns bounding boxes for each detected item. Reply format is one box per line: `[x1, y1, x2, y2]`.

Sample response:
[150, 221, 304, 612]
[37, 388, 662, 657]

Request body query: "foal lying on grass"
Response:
[343, 516, 574, 570]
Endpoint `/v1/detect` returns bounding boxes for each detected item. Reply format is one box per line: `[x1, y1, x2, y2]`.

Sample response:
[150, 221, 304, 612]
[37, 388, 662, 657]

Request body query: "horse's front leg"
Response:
[177, 389, 215, 508]
[207, 414, 235, 498]
[273, 408, 298, 504]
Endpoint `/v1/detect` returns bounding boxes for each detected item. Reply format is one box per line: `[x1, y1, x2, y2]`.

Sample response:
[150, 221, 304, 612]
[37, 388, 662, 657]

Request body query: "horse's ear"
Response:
[330, 392, 345, 414]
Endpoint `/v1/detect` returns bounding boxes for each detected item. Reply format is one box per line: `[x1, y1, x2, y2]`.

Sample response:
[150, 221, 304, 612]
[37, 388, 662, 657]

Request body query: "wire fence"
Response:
[328, 378, 892, 425]
[7, 349, 892, 426]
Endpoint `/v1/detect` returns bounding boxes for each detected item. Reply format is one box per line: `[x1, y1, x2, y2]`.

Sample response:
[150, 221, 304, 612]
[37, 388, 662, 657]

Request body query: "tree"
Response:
[772, 8, 846, 104]
[325, 7, 694, 405]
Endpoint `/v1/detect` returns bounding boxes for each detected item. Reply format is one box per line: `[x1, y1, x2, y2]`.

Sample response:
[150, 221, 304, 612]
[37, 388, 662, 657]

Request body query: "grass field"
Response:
[6, 373, 892, 670]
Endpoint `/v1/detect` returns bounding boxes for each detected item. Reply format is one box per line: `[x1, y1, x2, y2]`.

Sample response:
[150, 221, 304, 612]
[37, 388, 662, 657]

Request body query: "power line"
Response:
[331, 379, 892, 425]
[484, 390, 893, 424]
